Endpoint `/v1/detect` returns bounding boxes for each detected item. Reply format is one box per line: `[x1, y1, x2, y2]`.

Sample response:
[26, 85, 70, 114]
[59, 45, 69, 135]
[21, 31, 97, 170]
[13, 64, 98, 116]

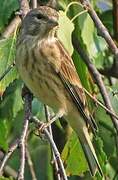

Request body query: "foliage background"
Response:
[0, 0, 118, 179]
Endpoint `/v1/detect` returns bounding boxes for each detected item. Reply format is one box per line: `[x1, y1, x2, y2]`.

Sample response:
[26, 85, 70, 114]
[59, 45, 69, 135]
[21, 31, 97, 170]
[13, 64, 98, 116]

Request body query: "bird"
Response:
[16, 6, 102, 176]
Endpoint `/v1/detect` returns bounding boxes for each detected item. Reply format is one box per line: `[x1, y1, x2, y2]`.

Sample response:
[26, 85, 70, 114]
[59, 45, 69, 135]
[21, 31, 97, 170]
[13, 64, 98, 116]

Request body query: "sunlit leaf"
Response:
[61, 131, 88, 176]
[57, 10, 74, 56]
[0, 36, 19, 96]
[0, 120, 8, 151]
[0, 0, 19, 32]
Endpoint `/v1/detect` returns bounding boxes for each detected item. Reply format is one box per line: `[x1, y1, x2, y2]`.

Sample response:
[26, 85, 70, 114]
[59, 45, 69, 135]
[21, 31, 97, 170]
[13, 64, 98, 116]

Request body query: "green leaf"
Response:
[12, 81, 23, 118]
[81, 14, 98, 58]
[61, 131, 88, 176]
[100, 10, 113, 35]
[73, 50, 90, 90]
[0, 177, 13, 180]
[0, 0, 19, 32]
[108, 85, 118, 115]
[0, 80, 23, 118]
[95, 105, 116, 157]
[94, 136, 107, 174]
[0, 120, 8, 151]
[0, 80, 23, 143]
[57, 10, 74, 56]
[58, 0, 68, 9]
[0, 37, 19, 96]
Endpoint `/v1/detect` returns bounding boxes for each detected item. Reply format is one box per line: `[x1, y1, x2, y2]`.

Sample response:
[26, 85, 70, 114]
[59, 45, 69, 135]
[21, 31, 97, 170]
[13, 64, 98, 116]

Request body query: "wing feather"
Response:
[40, 38, 97, 133]
[56, 40, 97, 133]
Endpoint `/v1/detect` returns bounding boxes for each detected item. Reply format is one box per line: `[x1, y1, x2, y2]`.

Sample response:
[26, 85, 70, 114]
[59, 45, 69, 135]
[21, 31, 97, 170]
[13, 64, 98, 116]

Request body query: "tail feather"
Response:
[68, 115, 103, 176]
[79, 127, 103, 176]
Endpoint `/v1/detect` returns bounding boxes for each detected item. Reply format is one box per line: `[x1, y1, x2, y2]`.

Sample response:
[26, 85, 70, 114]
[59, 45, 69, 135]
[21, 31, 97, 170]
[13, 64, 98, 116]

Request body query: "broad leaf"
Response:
[0, 37, 19, 96]
[0, 0, 19, 32]
[57, 10, 74, 56]
[61, 131, 88, 176]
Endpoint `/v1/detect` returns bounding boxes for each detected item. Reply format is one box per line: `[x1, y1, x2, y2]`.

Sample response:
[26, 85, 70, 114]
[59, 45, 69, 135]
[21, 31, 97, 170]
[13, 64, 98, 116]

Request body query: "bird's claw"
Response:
[38, 122, 49, 133]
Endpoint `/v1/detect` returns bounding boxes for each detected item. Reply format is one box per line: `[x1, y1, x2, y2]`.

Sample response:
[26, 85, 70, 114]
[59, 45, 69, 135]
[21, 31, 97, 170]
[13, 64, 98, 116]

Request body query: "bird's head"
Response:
[21, 6, 59, 38]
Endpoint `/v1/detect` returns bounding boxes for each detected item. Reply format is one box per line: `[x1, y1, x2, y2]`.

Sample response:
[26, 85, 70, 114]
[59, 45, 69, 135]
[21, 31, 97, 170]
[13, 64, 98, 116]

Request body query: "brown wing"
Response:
[56, 40, 97, 133]
[40, 38, 97, 133]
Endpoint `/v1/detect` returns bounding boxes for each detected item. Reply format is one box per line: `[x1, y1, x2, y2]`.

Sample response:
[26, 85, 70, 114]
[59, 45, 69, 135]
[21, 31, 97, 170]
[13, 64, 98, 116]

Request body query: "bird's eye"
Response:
[36, 14, 44, 20]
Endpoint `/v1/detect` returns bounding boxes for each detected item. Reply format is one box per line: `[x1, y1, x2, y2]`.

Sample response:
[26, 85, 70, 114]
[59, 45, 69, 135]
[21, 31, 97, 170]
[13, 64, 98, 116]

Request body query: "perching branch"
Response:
[32, 116, 68, 180]
[26, 146, 37, 180]
[17, 87, 33, 180]
[0, 89, 67, 180]
[0, 139, 19, 175]
[44, 105, 61, 180]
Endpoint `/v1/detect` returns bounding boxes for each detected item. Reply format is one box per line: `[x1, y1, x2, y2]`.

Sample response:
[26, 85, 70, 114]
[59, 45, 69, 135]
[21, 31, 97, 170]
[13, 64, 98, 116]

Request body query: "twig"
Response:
[0, 150, 17, 179]
[26, 146, 37, 180]
[83, 87, 118, 120]
[32, 116, 68, 180]
[17, 87, 33, 180]
[18, 0, 30, 18]
[2, 16, 21, 38]
[0, 62, 15, 82]
[72, 35, 118, 134]
[16, 1, 30, 179]
[0, 140, 19, 175]
[44, 105, 61, 180]
[112, 0, 118, 41]
[32, 0, 37, 9]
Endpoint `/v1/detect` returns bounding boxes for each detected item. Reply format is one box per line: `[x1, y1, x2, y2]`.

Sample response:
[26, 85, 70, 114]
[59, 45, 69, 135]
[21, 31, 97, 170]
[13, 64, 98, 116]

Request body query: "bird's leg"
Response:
[39, 109, 65, 132]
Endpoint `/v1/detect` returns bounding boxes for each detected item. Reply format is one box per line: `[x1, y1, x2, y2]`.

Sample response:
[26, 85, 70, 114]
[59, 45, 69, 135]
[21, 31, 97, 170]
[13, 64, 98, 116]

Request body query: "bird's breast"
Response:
[16, 39, 69, 113]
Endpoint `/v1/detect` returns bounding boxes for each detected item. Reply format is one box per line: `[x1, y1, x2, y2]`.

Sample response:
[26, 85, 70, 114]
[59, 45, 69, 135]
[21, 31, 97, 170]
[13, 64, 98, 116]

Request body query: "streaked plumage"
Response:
[16, 6, 102, 176]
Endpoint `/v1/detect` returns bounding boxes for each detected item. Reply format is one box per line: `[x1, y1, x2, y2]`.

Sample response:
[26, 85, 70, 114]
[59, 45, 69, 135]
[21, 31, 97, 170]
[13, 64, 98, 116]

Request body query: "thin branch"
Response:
[17, 1, 31, 178]
[17, 87, 33, 180]
[2, 16, 21, 38]
[32, 0, 37, 9]
[18, 0, 30, 18]
[26, 146, 37, 180]
[72, 35, 118, 135]
[83, 87, 118, 120]
[112, 0, 118, 41]
[32, 116, 68, 180]
[0, 140, 19, 175]
[44, 105, 61, 180]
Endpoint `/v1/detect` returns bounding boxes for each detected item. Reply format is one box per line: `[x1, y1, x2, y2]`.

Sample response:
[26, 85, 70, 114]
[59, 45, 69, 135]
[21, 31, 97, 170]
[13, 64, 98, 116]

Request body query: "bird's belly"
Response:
[17, 58, 68, 112]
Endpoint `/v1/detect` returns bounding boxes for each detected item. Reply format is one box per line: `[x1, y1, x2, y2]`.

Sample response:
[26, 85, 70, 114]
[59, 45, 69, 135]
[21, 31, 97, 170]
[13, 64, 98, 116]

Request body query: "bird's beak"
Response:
[48, 19, 58, 28]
